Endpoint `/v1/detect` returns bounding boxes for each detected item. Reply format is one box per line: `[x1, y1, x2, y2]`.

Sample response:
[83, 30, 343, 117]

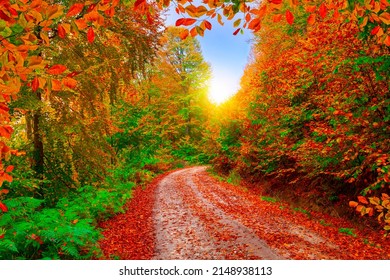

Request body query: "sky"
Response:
[163, 6, 253, 104]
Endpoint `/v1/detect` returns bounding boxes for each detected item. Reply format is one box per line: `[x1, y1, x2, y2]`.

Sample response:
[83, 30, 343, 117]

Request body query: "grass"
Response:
[338, 227, 357, 237]
[261, 196, 278, 203]
[292, 207, 312, 218]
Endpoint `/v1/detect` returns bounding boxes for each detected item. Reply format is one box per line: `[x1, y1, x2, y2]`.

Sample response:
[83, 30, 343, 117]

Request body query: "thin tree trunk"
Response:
[33, 92, 44, 179]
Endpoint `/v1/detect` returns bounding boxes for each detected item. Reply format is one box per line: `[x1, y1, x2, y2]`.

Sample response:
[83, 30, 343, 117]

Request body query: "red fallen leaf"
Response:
[87, 26, 95, 43]
[0, 201, 8, 212]
[58, 24, 66, 38]
[358, 196, 369, 205]
[0, 234, 4, 239]
[349, 201, 358, 207]
[176, 18, 197, 26]
[367, 207, 374, 217]
[286, 10, 294, 25]
[32, 77, 39, 92]
[5, 165, 14, 173]
[67, 3, 84, 17]
[31, 233, 43, 244]
[47, 64, 67, 75]
[319, 3, 327, 19]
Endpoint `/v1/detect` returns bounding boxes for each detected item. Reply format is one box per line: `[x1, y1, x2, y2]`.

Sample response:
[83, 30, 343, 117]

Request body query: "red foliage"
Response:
[87, 27, 95, 43]
[99, 168, 390, 259]
[66, 3, 84, 17]
[0, 201, 8, 212]
[98, 172, 177, 259]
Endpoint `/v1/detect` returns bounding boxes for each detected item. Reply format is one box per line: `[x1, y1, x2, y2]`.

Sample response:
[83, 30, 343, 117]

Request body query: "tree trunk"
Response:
[33, 92, 44, 179]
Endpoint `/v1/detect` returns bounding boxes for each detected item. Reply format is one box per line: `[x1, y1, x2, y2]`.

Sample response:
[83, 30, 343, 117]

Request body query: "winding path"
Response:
[99, 166, 390, 260]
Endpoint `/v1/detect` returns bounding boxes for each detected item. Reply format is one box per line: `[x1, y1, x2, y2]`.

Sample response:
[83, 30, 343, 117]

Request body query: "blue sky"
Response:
[163, 6, 253, 103]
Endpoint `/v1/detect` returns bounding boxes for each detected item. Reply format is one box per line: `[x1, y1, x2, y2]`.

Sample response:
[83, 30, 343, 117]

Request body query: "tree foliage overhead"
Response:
[210, 0, 390, 234]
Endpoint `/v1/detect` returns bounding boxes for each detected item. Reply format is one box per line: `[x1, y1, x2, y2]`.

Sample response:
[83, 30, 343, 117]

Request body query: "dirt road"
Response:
[100, 166, 390, 260]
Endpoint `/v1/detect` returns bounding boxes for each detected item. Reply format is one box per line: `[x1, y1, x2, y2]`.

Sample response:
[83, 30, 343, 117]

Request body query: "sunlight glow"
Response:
[208, 77, 239, 104]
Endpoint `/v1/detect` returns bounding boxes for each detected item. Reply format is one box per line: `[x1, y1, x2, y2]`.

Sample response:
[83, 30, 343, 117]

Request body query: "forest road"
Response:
[152, 166, 338, 260]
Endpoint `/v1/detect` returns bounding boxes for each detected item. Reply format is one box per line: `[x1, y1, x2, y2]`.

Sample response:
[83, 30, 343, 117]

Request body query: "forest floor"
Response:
[99, 166, 390, 260]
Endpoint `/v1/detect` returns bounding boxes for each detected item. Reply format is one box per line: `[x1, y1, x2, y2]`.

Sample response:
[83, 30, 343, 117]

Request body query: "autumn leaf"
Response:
[305, 6, 316, 13]
[349, 201, 358, 207]
[58, 24, 66, 38]
[319, 3, 327, 19]
[307, 14, 316, 25]
[32, 77, 39, 92]
[384, 35, 390, 46]
[196, 6, 207, 17]
[233, 28, 241, 35]
[203, 20, 212, 30]
[75, 19, 88, 30]
[0, 126, 13, 139]
[176, 18, 197, 27]
[180, 29, 189, 40]
[286, 10, 294, 25]
[248, 18, 261, 32]
[51, 79, 62, 91]
[371, 26, 380, 35]
[0, 10, 11, 22]
[5, 165, 14, 173]
[87, 26, 95, 43]
[3, 173, 12, 183]
[358, 196, 369, 205]
[134, 0, 146, 9]
[47, 64, 67, 75]
[269, 0, 282, 4]
[67, 3, 84, 17]
[273, 14, 282, 22]
[0, 202, 7, 212]
[379, 12, 390, 25]
[62, 77, 77, 89]
[217, 13, 224, 25]
[369, 197, 380, 205]
[0, 189, 9, 195]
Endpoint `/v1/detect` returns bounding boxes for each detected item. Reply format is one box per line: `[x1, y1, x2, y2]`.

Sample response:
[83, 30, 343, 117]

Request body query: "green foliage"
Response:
[338, 228, 357, 238]
[261, 196, 278, 203]
[292, 207, 311, 218]
[227, 170, 241, 186]
[0, 173, 134, 259]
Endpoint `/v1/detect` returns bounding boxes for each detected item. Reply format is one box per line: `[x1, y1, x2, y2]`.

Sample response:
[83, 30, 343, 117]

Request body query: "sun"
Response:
[208, 77, 238, 104]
